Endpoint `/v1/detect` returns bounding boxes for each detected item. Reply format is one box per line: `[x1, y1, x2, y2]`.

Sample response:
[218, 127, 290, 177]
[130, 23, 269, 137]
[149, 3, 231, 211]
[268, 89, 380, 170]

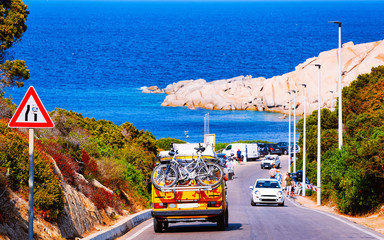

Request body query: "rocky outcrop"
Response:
[141, 86, 164, 94]
[159, 40, 384, 115]
[0, 158, 112, 239]
[57, 183, 103, 238]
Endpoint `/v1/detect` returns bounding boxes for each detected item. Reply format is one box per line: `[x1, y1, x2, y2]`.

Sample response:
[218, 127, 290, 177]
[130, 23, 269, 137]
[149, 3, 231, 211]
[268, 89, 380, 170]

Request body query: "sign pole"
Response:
[8, 86, 54, 240]
[28, 128, 34, 240]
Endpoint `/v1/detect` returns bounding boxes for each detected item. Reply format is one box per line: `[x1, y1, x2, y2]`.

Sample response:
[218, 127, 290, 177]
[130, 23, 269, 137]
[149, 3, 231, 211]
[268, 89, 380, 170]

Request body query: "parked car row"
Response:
[219, 142, 300, 160]
[258, 142, 288, 156]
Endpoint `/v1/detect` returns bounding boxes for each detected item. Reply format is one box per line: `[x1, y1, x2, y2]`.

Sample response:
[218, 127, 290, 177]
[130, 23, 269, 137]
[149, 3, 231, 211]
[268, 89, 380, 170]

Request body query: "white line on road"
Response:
[123, 222, 153, 240]
[287, 197, 384, 240]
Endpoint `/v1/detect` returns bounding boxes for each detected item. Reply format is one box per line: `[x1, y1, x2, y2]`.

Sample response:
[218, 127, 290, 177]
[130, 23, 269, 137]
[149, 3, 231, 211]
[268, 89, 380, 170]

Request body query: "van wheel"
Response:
[225, 208, 229, 227]
[217, 213, 226, 231]
[153, 217, 162, 233]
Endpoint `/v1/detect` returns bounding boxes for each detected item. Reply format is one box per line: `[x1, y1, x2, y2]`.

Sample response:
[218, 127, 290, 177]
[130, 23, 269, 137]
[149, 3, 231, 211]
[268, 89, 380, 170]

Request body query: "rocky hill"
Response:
[152, 40, 384, 116]
[0, 100, 157, 239]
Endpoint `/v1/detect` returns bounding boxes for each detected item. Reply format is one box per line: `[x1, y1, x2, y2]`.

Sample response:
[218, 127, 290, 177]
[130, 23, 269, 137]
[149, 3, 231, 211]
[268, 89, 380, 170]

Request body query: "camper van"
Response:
[152, 143, 228, 232]
[221, 143, 260, 162]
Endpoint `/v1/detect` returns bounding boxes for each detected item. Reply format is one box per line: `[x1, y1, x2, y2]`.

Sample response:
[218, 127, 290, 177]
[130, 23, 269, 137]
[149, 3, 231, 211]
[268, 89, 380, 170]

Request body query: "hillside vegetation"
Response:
[296, 66, 384, 215]
[0, 98, 158, 238]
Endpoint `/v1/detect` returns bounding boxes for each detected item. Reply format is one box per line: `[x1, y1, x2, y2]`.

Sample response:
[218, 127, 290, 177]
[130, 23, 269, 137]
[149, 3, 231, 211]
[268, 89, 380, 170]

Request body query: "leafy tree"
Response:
[0, 0, 29, 92]
[295, 66, 384, 215]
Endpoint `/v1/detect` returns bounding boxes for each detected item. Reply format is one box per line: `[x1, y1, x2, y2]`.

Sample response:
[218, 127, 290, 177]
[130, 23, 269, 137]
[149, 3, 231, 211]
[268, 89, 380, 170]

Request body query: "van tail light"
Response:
[154, 203, 168, 209]
[207, 201, 222, 207]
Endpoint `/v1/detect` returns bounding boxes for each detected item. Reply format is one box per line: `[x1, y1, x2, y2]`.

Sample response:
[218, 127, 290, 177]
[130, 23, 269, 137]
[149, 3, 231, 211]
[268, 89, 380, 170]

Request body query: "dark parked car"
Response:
[276, 142, 289, 155]
[292, 170, 310, 184]
[264, 143, 283, 155]
[257, 143, 269, 156]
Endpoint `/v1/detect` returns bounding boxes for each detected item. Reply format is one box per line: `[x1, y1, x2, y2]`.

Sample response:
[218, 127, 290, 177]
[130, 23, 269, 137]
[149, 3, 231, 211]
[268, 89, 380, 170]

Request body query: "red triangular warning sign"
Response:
[8, 86, 55, 128]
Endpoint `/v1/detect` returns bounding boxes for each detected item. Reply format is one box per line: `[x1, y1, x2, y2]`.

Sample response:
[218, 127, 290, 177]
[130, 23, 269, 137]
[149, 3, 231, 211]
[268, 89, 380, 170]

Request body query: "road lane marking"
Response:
[287, 197, 384, 240]
[124, 222, 153, 240]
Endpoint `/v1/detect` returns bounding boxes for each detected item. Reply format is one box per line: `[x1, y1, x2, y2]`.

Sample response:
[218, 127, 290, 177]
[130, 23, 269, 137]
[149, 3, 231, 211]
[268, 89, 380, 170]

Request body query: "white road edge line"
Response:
[124, 222, 153, 240]
[287, 197, 384, 240]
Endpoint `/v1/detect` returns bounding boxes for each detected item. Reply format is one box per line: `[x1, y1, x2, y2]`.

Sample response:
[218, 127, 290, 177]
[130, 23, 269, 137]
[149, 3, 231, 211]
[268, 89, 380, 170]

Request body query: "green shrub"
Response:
[0, 119, 64, 220]
[156, 138, 185, 151]
[295, 66, 384, 215]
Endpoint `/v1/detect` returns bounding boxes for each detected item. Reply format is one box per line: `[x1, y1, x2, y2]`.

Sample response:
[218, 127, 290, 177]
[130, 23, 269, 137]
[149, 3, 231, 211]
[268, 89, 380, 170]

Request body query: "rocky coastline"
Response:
[143, 40, 384, 116]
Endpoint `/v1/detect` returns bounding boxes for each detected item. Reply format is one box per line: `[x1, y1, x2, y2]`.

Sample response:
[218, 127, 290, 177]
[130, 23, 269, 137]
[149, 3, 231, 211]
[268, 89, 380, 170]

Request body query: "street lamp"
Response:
[300, 84, 307, 196]
[287, 91, 292, 172]
[291, 89, 297, 173]
[314, 64, 322, 206]
[184, 131, 189, 143]
[329, 21, 343, 149]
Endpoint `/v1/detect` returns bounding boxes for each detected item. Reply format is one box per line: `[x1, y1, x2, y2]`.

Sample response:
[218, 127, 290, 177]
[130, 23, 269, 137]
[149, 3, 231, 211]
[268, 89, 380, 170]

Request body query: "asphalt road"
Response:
[119, 156, 384, 240]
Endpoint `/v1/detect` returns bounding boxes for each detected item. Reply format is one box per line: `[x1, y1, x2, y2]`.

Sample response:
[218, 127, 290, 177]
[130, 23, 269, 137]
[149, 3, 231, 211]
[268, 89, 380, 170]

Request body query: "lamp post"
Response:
[291, 89, 297, 173]
[329, 21, 342, 149]
[287, 91, 292, 172]
[300, 84, 307, 196]
[314, 64, 322, 206]
[184, 131, 189, 143]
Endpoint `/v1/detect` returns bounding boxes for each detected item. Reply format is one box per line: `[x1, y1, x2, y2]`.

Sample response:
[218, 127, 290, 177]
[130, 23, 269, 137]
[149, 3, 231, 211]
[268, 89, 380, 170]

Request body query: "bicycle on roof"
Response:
[151, 143, 224, 191]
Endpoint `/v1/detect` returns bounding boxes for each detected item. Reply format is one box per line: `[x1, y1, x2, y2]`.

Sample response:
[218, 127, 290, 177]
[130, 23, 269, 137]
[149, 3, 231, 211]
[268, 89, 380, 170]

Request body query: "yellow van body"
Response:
[151, 156, 228, 232]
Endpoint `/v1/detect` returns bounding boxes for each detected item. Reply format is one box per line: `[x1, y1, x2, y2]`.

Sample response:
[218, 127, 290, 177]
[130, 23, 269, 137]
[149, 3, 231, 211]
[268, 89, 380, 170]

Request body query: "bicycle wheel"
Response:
[196, 162, 224, 188]
[151, 164, 178, 190]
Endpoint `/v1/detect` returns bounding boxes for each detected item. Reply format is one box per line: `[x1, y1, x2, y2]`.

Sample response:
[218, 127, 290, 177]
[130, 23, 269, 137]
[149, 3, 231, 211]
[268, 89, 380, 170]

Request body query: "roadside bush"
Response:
[156, 138, 186, 151]
[0, 120, 64, 220]
[81, 149, 98, 178]
[41, 139, 79, 185]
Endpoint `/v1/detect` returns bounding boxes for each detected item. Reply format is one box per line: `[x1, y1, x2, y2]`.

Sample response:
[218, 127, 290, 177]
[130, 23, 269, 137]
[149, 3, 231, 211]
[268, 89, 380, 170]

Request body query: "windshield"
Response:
[265, 156, 275, 160]
[255, 180, 280, 188]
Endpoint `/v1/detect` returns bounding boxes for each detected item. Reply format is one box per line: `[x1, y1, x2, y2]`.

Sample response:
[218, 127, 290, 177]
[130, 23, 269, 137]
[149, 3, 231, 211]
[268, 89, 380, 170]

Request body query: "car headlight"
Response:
[277, 191, 282, 196]
[254, 190, 260, 196]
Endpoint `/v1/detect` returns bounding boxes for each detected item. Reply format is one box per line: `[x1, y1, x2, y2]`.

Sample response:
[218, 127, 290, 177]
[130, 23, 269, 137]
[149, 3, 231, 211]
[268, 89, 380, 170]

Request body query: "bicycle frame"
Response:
[169, 152, 209, 181]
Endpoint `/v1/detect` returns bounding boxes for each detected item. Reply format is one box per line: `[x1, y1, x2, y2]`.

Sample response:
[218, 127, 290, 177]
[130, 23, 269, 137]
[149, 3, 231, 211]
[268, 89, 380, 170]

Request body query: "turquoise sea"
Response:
[4, 1, 384, 143]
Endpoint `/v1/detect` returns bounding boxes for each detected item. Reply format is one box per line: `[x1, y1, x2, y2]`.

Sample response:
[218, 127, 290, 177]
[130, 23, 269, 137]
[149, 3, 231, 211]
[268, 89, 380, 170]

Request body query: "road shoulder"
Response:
[294, 195, 384, 236]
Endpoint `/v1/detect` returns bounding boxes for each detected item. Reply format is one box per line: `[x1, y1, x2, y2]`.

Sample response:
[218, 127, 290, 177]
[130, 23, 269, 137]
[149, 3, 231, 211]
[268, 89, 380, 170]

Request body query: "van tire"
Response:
[153, 217, 162, 233]
[217, 213, 226, 231]
[225, 208, 229, 227]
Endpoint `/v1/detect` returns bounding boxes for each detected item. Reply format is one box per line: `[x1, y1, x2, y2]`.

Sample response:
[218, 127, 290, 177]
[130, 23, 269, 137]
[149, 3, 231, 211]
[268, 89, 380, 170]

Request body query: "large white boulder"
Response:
[156, 40, 384, 115]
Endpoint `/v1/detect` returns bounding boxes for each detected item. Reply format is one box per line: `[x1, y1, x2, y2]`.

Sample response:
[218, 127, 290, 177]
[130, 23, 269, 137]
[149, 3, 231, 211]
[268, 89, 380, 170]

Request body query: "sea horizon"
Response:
[4, 0, 384, 143]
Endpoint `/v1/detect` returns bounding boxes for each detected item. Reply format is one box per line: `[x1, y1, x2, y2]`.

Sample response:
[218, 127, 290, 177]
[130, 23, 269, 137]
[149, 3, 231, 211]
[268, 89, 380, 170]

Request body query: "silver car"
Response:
[249, 179, 285, 206]
[261, 155, 280, 169]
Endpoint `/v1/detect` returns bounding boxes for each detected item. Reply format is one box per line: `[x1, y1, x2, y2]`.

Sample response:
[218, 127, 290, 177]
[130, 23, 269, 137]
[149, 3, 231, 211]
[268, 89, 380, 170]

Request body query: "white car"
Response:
[261, 155, 280, 169]
[249, 179, 284, 206]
